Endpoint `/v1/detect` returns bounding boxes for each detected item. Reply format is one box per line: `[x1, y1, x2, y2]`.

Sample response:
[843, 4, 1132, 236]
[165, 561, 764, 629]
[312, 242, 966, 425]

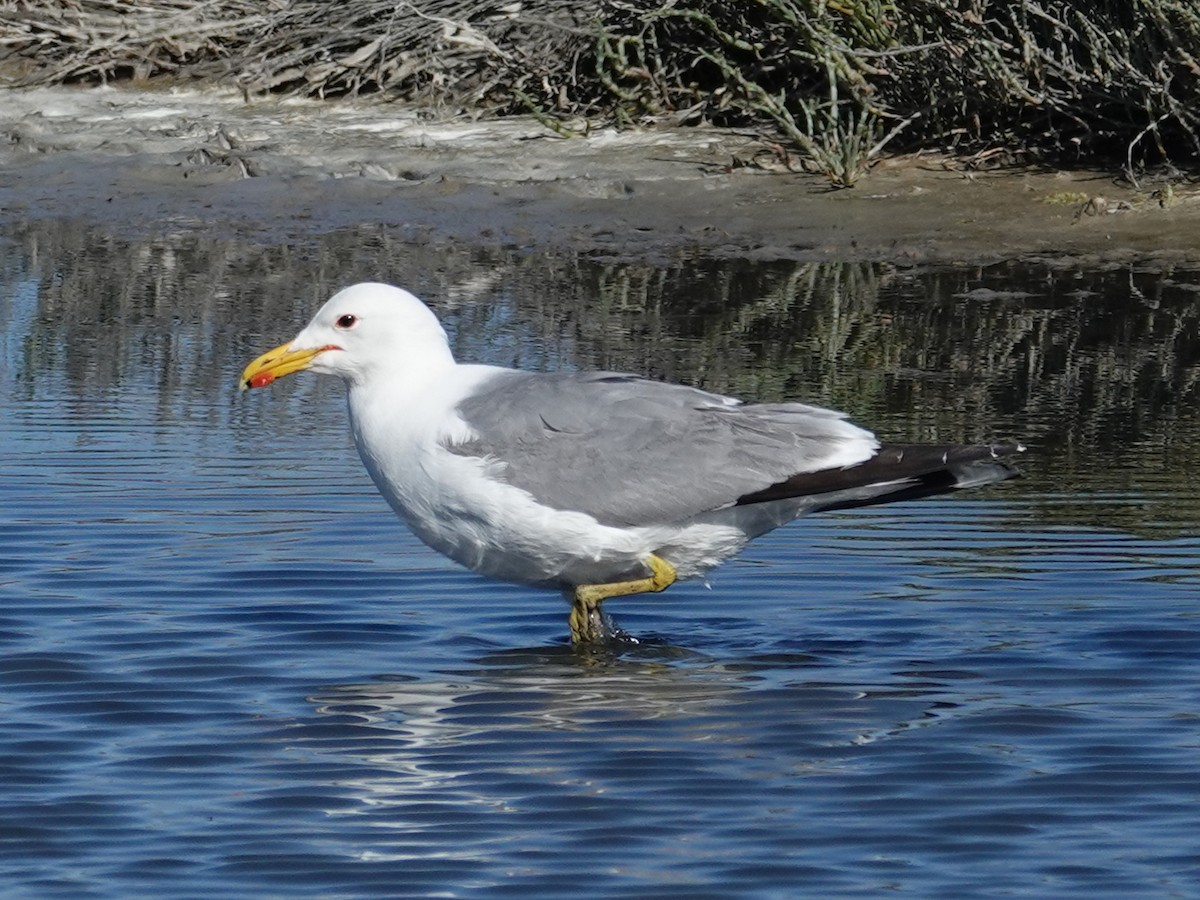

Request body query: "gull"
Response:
[241, 282, 1023, 643]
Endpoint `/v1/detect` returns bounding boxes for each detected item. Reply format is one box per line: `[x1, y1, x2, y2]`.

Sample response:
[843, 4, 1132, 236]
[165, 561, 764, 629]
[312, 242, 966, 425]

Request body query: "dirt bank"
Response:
[2, 86, 1198, 265]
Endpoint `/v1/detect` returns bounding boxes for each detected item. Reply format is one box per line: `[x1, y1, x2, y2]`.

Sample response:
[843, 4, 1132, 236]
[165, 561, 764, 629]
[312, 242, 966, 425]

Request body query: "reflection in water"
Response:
[4, 217, 1200, 535]
[3, 218, 1200, 896]
[300, 646, 951, 849]
[313, 647, 747, 739]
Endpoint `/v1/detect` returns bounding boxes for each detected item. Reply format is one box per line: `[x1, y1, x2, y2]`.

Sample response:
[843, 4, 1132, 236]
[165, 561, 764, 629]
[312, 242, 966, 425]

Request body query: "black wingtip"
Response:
[736, 441, 1027, 510]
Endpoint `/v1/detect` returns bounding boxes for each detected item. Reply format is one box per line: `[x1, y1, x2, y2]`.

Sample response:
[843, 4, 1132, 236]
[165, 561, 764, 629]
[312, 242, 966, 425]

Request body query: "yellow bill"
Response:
[240, 342, 332, 391]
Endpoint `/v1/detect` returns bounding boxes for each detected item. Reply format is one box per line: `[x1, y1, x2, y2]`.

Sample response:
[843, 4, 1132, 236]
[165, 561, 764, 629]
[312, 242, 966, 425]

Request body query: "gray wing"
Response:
[448, 370, 878, 527]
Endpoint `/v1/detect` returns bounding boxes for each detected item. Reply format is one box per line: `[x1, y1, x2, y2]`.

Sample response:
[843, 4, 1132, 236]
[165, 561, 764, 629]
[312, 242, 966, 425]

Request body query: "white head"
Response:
[240, 282, 454, 390]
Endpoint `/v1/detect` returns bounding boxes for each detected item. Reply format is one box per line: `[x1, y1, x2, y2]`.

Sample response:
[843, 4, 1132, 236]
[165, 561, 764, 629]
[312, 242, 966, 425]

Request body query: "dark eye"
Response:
[335, 314, 358, 329]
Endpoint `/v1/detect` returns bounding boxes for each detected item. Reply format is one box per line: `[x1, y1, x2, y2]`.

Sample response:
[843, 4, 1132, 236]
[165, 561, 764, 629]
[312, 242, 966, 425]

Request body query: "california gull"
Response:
[241, 282, 1023, 643]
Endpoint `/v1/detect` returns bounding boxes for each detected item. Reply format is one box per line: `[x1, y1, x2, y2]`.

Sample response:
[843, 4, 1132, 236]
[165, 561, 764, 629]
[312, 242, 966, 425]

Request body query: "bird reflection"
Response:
[293, 645, 960, 835]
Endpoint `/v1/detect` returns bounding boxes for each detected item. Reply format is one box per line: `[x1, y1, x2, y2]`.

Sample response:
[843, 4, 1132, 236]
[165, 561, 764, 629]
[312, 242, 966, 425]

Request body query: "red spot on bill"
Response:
[248, 372, 276, 389]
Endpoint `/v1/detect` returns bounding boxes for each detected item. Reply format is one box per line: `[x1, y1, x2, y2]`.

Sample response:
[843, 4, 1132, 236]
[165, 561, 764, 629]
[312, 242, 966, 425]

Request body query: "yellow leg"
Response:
[568, 554, 677, 644]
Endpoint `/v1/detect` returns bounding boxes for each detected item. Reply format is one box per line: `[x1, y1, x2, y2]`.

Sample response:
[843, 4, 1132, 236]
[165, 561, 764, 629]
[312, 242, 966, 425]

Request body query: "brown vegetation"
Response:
[2, 1, 1198, 185]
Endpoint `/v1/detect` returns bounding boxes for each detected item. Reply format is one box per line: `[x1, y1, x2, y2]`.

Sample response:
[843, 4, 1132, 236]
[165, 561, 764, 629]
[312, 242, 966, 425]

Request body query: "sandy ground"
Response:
[2, 85, 1199, 264]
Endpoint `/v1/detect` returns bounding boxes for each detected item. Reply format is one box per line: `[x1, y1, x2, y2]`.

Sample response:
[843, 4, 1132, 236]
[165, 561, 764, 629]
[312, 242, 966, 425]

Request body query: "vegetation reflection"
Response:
[3, 220, 1198, 533]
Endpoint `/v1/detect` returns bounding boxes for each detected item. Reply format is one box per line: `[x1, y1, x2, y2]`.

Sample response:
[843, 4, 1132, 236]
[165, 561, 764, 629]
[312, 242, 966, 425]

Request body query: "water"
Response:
[2, 219, 1200, 897]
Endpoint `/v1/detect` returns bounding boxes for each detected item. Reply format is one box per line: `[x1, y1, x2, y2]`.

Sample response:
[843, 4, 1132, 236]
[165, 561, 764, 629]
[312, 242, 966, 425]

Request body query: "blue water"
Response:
[2, 223, 1200, 897]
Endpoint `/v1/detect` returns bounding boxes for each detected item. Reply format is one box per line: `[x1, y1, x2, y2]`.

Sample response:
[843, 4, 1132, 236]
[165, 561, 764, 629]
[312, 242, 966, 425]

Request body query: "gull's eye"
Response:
[335, 314, 358, 330]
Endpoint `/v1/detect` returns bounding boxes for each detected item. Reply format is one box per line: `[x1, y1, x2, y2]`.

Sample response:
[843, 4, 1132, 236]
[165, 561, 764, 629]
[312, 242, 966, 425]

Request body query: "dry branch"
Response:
[1, 1, 1197, 182]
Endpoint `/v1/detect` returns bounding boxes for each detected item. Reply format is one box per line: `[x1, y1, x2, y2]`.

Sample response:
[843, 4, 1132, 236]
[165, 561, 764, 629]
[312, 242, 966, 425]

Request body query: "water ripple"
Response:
[2, 229, 1200, 896]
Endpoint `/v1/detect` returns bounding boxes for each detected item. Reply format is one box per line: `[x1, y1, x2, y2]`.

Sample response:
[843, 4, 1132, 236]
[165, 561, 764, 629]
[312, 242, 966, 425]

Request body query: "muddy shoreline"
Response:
[2, 86, 1198, 265]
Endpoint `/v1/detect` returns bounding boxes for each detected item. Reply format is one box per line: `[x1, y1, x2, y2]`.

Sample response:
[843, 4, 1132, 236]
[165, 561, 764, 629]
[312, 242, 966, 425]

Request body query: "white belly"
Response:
[346, 374, 766, 588]
[357, 430, 748, 586]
